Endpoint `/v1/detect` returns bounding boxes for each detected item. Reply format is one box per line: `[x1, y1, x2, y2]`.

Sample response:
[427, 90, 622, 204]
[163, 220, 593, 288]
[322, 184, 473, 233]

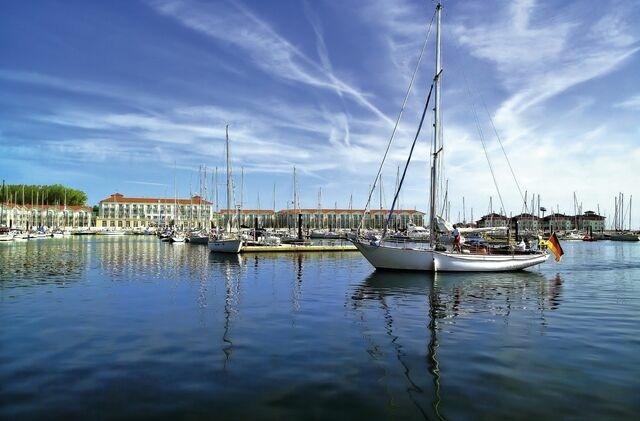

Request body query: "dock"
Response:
[241, 244, 357, 253]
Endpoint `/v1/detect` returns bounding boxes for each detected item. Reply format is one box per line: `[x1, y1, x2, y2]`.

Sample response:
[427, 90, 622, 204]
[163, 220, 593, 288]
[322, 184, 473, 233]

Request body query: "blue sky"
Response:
[1, 0, 639, 229]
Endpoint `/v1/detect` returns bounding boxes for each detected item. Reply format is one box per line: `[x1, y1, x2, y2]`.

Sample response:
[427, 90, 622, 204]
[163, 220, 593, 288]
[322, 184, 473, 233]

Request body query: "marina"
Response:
[1, 236, 639, 419]
[2, 0, 640, 418]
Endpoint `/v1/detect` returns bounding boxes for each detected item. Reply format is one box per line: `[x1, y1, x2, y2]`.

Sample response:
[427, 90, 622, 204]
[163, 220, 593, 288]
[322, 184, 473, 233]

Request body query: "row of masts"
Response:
[431, 189, 635, 231]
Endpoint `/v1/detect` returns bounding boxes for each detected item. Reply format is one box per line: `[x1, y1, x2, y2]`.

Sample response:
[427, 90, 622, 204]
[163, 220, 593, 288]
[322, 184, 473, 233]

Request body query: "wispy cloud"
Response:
[146, 0, 392, 125]
[454, 1, 639, 118]
[0, 69, 168, 112]
[615, 94, 640, 110]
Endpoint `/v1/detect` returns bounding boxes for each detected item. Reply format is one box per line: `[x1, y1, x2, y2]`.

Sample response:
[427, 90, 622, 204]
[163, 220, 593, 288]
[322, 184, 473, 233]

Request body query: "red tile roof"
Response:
[99, 193, 212, 205]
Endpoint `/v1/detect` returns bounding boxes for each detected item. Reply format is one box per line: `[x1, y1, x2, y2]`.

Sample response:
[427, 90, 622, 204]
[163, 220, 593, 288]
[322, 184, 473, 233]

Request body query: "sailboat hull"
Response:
[353, 240, 435, 271]
[208, 238, 243, 253]
[353, 239, 549, 272]
[432, 251, 549, 272]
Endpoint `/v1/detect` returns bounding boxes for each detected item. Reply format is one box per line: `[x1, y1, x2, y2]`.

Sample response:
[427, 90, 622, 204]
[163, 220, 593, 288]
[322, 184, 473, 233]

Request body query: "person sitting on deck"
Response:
[452, 224, 461, 252]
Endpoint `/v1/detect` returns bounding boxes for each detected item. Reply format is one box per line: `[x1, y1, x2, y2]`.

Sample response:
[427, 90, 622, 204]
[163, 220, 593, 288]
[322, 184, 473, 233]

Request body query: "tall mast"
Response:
[318, 187, 322, 229]
[240, 166, 244, 211]
[429, 2, 443, 245]
[379, 173, 383, 229]
[226, 125, 231, 233]
[629, 195, 632, 231]
[293, 166, 297, 231]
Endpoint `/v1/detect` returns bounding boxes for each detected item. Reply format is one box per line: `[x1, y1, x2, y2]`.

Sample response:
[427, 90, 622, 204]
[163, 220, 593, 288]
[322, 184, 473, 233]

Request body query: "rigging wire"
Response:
[478, 96, 529, 214]
[462, 73, 508, 218]
[447, 31, 531, 219]
[383, 80, 436, 238]
[358, 8, 437, 232]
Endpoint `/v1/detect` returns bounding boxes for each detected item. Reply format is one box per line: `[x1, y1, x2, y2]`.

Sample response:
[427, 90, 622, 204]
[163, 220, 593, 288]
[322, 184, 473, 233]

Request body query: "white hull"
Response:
[432, 251, 549, 272]
[208, 238, 243, 253]
[353, 239, 549, 272]
[0, 233, 14, 241]
[101, 230, 126, 236]
[29, 233, 49, 239]
[353, 240, 435, 271]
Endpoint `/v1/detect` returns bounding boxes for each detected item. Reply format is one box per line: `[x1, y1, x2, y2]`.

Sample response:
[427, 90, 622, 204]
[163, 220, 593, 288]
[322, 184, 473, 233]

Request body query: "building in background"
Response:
[96, 193, 213, 230]
[0, 202, 92, 230]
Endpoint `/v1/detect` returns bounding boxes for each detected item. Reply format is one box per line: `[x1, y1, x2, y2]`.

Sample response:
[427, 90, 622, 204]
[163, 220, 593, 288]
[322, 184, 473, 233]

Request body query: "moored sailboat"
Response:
[208, 125, 243, 254]
[352, 2, 550, 272]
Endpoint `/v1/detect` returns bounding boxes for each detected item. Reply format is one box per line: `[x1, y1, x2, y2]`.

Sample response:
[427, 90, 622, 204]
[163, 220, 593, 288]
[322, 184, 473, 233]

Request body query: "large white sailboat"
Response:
[352, 2, 549, 272]
[208, 125, 243, 254]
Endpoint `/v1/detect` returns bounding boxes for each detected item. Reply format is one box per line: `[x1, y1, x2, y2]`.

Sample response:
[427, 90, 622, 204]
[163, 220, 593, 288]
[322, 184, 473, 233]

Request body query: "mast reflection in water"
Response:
[209, 253, 244, 368]
[351, 270, 564, 420]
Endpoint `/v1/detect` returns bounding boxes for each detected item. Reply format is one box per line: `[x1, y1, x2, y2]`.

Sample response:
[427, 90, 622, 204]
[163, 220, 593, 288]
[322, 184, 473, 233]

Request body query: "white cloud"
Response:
[615, 95, 640, 110]
[146, 0, 393, 125]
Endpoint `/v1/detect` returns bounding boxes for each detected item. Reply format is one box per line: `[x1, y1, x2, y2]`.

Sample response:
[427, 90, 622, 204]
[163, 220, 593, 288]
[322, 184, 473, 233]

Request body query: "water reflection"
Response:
[293, 254, 303, 312]
[351, 270, 563, 420]
[0, 239, 87, 287]
[97, 237, 195, 281]
[208, 253, 244, 369]
[242, 251, 351, 313]
[352, 271, 440, 419]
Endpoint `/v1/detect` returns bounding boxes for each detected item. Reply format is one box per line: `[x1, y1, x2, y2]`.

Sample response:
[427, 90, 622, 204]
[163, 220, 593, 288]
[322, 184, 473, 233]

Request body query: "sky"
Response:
[1, 0, 639, 229]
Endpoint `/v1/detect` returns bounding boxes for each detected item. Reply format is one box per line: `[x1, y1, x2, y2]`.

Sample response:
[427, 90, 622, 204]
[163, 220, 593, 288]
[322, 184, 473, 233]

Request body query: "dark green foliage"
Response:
[1, 184, 88, 206]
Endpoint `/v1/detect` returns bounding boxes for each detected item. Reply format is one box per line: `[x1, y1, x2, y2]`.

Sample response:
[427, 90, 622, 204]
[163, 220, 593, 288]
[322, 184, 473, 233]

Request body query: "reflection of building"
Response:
[0, 202, 92, 230]
[96, 193, 213, 230]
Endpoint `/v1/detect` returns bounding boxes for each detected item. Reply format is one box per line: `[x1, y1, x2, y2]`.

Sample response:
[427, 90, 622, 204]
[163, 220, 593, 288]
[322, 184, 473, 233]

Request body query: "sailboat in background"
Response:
[352, 2, 549, 272]
[208, 125, 243, 254]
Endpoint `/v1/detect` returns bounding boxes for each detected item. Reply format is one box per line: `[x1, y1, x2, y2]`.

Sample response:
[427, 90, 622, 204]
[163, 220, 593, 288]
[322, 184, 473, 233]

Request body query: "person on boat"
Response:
[452, 225, 461, 252]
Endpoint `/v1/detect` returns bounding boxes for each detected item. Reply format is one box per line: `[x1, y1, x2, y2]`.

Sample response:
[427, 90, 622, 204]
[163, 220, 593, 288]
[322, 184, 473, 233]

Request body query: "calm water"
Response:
[1, 237, 639, 420]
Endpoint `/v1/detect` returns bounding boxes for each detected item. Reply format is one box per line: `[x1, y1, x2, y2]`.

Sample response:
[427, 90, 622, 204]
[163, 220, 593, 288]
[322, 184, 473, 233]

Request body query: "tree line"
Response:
[1, 183, 88, 206]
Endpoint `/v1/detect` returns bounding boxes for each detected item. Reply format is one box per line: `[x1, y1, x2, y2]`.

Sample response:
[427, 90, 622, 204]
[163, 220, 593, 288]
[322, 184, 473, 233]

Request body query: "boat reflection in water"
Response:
[208, 252, 244, 369]
[350, 270, 562, 420]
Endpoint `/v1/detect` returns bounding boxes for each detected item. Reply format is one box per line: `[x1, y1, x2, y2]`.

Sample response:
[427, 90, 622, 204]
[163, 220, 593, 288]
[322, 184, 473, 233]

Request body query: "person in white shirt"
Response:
[452, 225, 461, 252]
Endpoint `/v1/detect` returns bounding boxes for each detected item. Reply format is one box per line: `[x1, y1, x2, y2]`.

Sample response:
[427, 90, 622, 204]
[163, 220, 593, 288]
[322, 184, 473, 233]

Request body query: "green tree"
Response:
[2, 184, 88, 206]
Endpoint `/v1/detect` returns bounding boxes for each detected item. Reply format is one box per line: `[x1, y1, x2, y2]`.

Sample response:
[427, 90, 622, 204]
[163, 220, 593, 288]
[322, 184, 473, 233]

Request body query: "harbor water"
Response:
[1, 237, 639, 419]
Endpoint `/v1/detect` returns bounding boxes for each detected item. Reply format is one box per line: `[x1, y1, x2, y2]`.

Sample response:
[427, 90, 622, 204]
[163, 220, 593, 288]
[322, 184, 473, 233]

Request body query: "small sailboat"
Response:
[208, 125, 243, 254]
[0, 228, 14, 242]
[169, 231, 186, 243]
[352, 2, 550, 272]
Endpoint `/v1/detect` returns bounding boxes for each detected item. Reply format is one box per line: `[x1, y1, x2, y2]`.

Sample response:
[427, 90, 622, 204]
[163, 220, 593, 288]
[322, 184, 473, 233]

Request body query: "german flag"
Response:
[547, 232, 564, 262]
